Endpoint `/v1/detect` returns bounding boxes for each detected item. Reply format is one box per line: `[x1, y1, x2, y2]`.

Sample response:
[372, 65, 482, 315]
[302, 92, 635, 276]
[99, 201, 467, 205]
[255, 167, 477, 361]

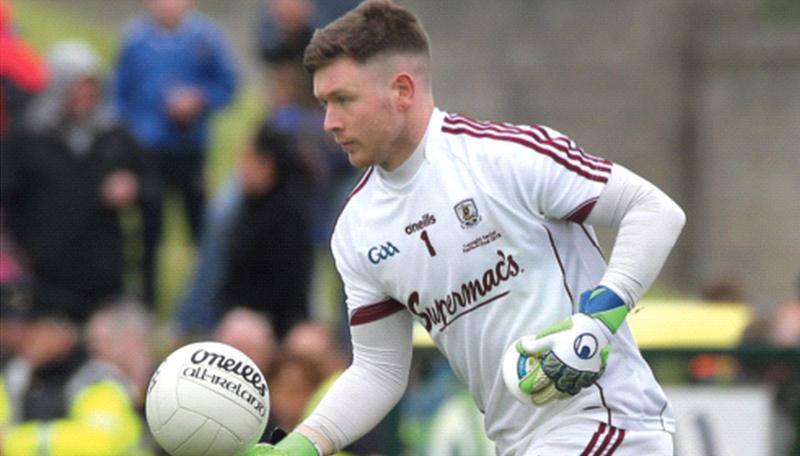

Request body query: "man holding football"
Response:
[247, 0, 684, 454]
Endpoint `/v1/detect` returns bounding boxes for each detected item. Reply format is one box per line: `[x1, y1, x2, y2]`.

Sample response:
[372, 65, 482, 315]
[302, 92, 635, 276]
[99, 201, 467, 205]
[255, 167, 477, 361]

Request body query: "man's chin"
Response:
[347, 152, 373, 169]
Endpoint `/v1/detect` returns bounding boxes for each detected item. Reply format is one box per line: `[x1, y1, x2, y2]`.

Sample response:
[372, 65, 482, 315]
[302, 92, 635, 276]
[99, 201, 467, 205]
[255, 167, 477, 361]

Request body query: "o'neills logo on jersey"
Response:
[408, 249, 522, 332]
[405, 213, 437, 235]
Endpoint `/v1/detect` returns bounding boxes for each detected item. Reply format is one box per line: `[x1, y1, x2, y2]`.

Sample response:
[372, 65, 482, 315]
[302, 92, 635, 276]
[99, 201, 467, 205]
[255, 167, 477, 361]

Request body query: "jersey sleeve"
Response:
[511, 124, 613, 223]
[587, 164, 686, 306]
[300, 309, 413, 451]
[331, 222, 403, 326]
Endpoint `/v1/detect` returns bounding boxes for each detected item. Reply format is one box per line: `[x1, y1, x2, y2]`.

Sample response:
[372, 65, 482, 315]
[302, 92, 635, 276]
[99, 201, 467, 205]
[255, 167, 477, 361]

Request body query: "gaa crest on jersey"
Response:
[367, 242, 400, 264]
[454, 198, 482, 229]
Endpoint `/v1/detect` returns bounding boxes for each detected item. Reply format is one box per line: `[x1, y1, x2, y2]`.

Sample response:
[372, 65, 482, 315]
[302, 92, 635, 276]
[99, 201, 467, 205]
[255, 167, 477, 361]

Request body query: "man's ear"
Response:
[391, 72, 416, 111]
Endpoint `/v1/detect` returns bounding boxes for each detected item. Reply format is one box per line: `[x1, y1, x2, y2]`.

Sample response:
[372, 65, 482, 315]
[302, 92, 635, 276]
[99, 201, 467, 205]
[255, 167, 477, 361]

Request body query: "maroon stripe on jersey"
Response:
[441, 125, 609, 183]
[658, 401, 669, 431]
[350, 297, 405, 326]
[530, 124, 612, 166]
[448, 115, 612, 171]
[606, 429, 626, 455]
[580, 423, 607, 456]
[544, 226, 575, 305]
[580, 224, 605, 259]
[566, 197, 598, 223]
[347, 166, 374, 203]
[445, 115, 610, 172]
[595, 383, 613, 425]
[334, 167, 374, 227]
[593, 426, 618, 455]
[445, 115, 612, 172]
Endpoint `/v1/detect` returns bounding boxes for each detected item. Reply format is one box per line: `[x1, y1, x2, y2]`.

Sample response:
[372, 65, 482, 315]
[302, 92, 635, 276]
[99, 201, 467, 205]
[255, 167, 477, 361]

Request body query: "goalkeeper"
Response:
[246, 0, 685, 454]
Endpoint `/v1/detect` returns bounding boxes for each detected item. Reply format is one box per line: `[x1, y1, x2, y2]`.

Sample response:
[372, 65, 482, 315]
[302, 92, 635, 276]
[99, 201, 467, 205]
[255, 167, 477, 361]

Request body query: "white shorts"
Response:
[526, 420, 673, 456]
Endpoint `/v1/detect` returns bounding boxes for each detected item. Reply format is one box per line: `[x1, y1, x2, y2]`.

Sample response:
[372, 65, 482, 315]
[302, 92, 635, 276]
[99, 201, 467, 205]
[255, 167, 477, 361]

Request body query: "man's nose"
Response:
[323, 108, 342, 133]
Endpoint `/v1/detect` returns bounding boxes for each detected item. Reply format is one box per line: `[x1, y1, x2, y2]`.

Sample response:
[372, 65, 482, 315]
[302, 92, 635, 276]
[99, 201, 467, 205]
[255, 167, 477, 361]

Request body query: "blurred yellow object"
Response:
[413, 322, 435, 348]
[412, 300, 755, 349]
[627, 300, 754, 349]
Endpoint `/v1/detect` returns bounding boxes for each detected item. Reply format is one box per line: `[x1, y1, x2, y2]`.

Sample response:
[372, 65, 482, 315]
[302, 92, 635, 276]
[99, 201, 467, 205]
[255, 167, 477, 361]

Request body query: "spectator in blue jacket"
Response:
[111, 0, 238, 306]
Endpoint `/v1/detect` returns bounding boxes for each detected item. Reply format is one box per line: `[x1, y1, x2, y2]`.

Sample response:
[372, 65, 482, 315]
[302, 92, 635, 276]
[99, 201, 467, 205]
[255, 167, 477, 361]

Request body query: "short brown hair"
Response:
[303, 0, 430, 73]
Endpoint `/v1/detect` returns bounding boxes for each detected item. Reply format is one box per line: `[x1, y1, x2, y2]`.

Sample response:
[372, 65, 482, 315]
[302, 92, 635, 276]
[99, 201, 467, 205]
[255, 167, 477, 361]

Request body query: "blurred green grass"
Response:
[13, 0, 266, 320]
[13, 0, 119, 61]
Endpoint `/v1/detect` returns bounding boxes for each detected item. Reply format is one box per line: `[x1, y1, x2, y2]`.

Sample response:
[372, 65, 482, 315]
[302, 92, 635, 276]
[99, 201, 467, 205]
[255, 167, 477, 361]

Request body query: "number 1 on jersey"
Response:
[420, 230, 437, 257]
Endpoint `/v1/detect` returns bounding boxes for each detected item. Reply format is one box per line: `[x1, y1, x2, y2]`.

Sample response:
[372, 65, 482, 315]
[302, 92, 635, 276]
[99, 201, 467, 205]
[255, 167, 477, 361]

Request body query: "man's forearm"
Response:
[297, 310, 414, 452]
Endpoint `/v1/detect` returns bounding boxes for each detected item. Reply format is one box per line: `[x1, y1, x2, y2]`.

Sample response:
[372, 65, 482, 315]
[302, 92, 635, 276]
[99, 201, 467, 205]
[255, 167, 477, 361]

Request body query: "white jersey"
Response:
[331, 108, 675, 453]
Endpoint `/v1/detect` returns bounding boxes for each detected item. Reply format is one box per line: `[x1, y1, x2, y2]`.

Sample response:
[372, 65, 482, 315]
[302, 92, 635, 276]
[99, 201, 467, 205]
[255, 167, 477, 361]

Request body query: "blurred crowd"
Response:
[0, 0, 366, 454]
[0, 0, 798, 455]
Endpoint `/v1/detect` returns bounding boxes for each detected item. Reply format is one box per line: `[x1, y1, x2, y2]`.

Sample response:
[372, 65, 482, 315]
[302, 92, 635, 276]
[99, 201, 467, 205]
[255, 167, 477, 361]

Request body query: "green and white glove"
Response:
[241, 444, 289, 456]
[502, 287, 628, 406]
[240, 432, 320, 456]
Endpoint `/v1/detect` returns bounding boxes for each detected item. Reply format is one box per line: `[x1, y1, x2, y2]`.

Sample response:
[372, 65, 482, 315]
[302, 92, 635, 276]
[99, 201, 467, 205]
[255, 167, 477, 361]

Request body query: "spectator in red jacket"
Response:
[0, 0, 48, 137]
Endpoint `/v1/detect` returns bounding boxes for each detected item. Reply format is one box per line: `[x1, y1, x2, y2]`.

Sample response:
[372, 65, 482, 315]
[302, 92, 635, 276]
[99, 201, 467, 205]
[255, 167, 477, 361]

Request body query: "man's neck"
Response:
[153, 15, 188, 31]
[381, 102, 435, 172]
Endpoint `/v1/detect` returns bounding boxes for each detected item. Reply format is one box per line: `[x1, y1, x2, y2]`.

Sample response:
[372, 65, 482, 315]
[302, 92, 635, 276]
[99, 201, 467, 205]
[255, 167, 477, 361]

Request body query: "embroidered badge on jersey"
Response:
[454, 198, 482, 228]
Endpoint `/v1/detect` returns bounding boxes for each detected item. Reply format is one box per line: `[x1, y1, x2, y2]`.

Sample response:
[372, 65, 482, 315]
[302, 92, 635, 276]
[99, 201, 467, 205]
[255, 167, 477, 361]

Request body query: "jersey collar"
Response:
[377, 107, 444, 188]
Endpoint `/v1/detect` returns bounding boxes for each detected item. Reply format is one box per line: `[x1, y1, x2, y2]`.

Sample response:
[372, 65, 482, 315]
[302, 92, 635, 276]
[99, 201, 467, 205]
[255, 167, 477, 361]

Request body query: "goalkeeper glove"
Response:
[241, 431, 320, 456]
[502, 287, 628, 406]
[241, 444, 289, 456]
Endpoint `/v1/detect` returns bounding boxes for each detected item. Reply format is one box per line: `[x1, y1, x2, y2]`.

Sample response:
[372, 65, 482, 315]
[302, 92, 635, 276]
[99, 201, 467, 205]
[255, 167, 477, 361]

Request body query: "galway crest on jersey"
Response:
[454, 198, 482, 228]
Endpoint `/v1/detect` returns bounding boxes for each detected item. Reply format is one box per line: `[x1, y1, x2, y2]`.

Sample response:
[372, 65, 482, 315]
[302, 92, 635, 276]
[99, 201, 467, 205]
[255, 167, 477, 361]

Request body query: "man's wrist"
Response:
[579, 286, 628, 333]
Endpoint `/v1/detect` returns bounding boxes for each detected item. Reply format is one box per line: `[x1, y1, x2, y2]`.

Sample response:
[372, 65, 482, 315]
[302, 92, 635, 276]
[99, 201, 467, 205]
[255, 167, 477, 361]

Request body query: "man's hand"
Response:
[241, 444, 289, 456]
[503, 287, 628, 406]
[241, 431, 320, 456]
[101, 170, 138, 209]
[167, 86, 205, 125]
[503, 313, 611, 406]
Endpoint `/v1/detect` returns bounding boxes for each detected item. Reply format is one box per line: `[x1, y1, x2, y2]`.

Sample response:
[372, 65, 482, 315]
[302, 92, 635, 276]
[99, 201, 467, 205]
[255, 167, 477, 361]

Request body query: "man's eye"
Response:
[319, 100, 328, 109]
[336, 96, 350, 105]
